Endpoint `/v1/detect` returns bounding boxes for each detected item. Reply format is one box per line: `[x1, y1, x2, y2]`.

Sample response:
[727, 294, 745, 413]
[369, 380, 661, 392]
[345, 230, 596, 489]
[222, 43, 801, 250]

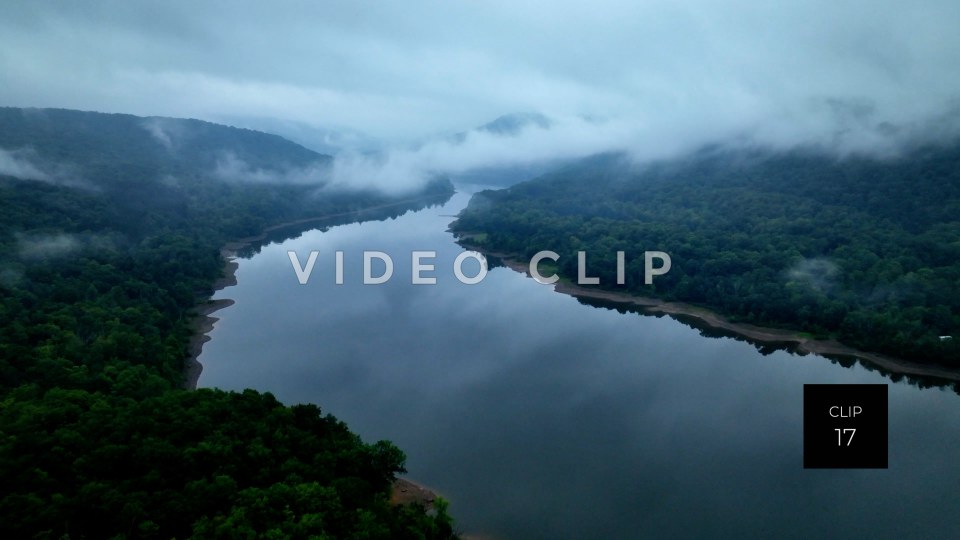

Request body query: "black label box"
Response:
[803, 384, 888, 469]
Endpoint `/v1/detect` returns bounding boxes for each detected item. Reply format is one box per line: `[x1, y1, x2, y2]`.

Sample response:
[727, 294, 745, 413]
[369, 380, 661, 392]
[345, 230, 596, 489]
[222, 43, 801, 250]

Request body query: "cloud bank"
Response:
[0, 148, 50, 182]
[213, 153, 330, 185]
[1, 1, 959, 190]
[0, 148, 86, 187]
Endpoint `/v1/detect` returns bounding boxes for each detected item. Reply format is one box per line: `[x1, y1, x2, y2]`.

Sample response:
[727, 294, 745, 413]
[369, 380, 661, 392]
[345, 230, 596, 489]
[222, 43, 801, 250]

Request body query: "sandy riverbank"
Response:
[460, 241, 960, 384]
[390, 478, 439, 507]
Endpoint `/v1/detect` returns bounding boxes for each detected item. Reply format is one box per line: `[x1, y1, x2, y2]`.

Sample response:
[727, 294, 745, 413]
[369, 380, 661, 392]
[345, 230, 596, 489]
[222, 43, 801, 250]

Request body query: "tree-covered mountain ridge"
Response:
[453, 144, 960, 367]
[0, 106, 330, 176]
[0, 107, 457, 538]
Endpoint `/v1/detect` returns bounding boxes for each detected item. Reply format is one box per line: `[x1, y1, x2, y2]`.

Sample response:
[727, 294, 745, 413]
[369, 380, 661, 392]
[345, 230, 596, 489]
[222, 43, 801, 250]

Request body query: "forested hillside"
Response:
[0, 108, 456, 538]
[453, 145, 960, 366]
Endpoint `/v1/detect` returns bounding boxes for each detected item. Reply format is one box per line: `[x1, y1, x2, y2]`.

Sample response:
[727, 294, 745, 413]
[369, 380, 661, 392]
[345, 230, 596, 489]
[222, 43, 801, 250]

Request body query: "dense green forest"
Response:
[0, 107, 456, 538]
[453, 145, 960, 366]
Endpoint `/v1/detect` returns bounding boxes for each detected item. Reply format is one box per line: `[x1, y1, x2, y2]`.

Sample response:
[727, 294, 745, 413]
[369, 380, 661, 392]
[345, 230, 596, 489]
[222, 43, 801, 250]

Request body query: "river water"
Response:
[198, 187, 960, 539]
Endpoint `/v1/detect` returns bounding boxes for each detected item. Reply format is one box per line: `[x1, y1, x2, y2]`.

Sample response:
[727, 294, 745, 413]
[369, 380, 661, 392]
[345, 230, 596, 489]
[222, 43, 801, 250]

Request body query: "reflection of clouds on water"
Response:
[198, 191, 960, 540]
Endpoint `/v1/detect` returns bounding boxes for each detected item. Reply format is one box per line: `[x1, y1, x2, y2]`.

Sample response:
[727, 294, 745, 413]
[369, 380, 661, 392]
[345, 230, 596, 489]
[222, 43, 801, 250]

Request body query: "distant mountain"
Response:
[441, 112, 568, 187]
[0, 107, 331, 188]
[476, 112, 552, 135]
[0, 106, 451, 240]
[447, 111, 552, 145]
[213, 115, 382, 155]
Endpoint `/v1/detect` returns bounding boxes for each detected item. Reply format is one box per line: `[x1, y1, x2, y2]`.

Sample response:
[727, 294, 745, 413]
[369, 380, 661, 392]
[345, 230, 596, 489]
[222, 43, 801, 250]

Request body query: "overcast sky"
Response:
[2, 0, 960, 186]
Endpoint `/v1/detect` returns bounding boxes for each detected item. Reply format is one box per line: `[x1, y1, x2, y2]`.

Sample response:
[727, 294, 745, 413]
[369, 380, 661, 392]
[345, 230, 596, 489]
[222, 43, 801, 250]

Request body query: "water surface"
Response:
[199, 189, 960, 539]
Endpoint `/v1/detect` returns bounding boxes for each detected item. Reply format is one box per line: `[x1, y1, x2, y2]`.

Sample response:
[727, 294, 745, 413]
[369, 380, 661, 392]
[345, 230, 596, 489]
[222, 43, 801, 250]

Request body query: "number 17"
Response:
[835, 428, 856, 446]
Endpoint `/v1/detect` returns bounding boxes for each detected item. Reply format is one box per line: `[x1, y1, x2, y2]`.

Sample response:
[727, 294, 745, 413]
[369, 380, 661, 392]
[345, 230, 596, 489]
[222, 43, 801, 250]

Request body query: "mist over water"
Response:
[198, 189, 960, 539]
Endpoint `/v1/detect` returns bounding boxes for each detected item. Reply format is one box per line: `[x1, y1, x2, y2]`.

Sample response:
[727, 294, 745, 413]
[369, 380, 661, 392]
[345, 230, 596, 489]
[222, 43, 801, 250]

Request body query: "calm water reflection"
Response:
[199, 189, 960, 539]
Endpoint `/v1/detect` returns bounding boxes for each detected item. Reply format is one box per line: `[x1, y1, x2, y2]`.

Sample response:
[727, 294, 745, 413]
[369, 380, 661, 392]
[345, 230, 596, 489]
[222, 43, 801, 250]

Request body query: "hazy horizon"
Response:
[3, 1, 960, 191]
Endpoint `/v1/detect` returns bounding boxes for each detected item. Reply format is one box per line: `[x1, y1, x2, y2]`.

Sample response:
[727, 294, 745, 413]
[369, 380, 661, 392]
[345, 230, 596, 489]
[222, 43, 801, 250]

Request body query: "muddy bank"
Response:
[391, 478, 439, 507]
[183, 245, 239, 390]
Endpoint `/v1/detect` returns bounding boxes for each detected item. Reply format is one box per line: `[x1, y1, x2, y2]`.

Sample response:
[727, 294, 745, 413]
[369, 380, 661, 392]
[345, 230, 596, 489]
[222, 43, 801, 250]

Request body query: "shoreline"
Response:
[460, 240, 960, 384]
[184, 194, 451, 390]
[183, 246, 239, 390]
[390, 478, 439, 508]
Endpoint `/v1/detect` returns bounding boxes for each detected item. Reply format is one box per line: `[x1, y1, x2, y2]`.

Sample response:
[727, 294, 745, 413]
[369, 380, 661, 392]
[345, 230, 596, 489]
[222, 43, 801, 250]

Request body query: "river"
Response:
[198, 187, 960, 539]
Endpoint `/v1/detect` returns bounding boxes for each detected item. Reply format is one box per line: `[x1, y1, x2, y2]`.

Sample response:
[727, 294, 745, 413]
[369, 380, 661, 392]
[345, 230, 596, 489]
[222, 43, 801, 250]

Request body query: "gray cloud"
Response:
[1, 1, 959, 190]
[141, 118, 177, 151]
[17, 233, 82, 260]
[16, 232, 116, 261]
[213, 153, 330, 185]
[327, 116, 626, 192]
[786, 257, 839, 294]
[0, 147, 86, 187]
[0, 148, 50, 181]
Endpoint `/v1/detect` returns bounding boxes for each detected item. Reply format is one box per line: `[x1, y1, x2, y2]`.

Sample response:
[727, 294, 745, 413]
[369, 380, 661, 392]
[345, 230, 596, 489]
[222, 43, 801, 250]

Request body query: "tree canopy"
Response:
[0, 107, 457, 538]
[453, 146, 960, 366]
